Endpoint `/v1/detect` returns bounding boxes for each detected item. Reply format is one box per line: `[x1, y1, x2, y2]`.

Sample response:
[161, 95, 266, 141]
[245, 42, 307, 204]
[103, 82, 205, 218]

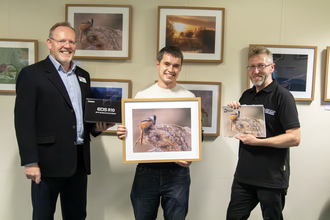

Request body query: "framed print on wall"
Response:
[248, 44, 317, 101]
[324, 47, 330, 101]
[66, 4, 132, 59]
[90, 78, 132, 133]
[122, 98, 202, 163]
[177, 81, 221, 136]
[157, 6, 225, 63]
[0, 39, 38, 93]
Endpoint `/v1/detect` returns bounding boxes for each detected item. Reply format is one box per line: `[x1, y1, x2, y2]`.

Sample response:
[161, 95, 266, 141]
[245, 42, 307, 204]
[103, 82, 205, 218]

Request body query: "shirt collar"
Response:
[48, 55, 76, 73]
[263, 79, 278, 92]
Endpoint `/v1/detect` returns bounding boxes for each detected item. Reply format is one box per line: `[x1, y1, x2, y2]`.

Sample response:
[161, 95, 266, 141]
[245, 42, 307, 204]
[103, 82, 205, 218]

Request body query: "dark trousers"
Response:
[226, 179, 287, 220]
[31, 147, 87, 220]
[130, 166, 191, 220]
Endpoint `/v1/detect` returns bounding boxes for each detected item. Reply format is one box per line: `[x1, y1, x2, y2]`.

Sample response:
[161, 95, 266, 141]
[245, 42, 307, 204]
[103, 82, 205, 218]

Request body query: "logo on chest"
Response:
[264, 108, 276, 116]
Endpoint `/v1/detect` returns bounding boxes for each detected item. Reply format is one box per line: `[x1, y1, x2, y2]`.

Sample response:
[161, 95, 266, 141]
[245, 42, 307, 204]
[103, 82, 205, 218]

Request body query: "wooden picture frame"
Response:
[66, 4, 132, 59]
[177, 81, 221, 136]
[157, 6, 225, 63]
[0, 39, 38, 93]
[248, 44, 317, 101]
[324, 47, 330, 101]
[122, 98, 202, 163]
[90, 78, 132, 133]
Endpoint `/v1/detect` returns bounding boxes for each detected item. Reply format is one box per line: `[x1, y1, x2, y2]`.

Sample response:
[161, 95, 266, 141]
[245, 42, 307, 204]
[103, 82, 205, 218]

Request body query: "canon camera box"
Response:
[84, 98, 121, 123]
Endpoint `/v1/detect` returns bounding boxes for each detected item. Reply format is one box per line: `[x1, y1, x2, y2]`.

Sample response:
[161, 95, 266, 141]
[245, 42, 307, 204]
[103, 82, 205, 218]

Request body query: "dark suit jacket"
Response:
[14, 56, 99, 177]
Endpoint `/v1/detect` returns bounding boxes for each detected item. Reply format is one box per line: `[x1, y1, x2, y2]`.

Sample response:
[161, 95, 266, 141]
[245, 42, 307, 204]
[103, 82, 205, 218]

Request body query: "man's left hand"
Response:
[235, 134, 259, 145]
[176, 161, 192, 167]
[93, 122, 115, 132]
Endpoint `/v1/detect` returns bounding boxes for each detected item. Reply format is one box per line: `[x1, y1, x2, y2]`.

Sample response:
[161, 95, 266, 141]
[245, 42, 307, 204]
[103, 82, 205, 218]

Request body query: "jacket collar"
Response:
[45, 56, 73, 108]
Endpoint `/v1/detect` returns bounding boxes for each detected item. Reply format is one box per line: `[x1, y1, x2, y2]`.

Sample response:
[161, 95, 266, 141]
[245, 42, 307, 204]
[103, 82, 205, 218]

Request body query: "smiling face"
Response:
[156, 53, 182, 89]
[47, 26, 76, 72]
[248, 53, 275, 92]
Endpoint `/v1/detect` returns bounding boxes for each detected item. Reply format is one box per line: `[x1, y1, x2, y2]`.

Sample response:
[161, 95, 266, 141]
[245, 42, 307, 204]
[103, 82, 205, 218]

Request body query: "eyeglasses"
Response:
[50, 38, 76, 46]
[247, 63, 272, 71]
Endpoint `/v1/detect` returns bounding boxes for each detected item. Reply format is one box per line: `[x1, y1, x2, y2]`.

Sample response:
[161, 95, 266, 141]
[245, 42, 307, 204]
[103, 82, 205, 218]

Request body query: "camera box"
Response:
[84, 98, 121, 123]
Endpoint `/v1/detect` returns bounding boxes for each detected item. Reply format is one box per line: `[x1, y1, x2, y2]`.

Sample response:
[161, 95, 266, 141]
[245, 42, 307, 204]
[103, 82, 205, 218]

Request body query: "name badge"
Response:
[78, 76, 87, 83]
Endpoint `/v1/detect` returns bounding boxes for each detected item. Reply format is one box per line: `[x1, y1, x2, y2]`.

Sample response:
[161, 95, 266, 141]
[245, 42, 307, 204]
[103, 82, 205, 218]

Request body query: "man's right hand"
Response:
[227, 101, 241, 109]
[117, 125, 127, 140]
[25, 164, 41, 184]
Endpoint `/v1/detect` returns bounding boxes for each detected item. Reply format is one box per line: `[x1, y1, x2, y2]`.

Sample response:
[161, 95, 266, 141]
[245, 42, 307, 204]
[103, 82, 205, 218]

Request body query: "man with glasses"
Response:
[226, 46, 301, 220]
[14, 22, 113, 219]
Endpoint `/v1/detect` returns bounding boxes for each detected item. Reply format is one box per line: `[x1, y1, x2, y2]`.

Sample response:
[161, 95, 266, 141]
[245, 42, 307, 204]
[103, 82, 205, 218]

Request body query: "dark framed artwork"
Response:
[90, 78, 132, 133]
[122, 98, 202, 163]
[66, 4, 132, 59]
[0, 39, 38, 93]
[157, 6, 225, 62]
[177, 81, 221, 136]
[248, 44, 317, 101]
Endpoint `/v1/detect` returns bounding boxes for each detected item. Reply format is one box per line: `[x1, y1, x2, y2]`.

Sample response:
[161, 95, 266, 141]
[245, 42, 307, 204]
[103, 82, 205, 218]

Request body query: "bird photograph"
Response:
[223, 105, 266, 137]
[132, 108, 192, 153]
[74, 13, 123, 51]
[0, 63, 11, 75]
[0, 47, 28, 84]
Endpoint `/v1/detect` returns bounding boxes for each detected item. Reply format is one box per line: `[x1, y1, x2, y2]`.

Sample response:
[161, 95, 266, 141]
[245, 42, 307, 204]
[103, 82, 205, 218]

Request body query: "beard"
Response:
[50, 47, 74, 67]
[251, 71, 271, 87]
[55, 53, 73, 65]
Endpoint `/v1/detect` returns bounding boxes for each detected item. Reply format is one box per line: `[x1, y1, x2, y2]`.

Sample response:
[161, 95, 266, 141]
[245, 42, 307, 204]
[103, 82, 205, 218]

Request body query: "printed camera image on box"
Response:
[84, 86, 123, 123]
[84, 98, 121, 123]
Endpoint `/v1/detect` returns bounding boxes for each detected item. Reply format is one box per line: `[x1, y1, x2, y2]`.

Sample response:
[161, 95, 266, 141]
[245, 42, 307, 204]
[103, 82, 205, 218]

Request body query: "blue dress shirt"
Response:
[49, 55, 84, 145]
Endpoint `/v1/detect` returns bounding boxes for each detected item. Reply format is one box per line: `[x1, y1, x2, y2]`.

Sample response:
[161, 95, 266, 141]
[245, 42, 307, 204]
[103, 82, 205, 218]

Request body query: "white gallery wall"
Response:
[1, 0, 330, 219]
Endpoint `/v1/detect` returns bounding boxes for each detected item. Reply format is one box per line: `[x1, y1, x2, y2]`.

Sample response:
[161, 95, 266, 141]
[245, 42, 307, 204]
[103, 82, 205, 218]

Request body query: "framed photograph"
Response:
[324, 47, 330, 101]
[90, 78, 132, 133]
[66, 4, 132, 59]
[248, 44, 317, 101]
[0, 39, 38, 93]
[177, 81, 221, 136]
[157, 6, 225, 63]
[122, 98, 202, 163]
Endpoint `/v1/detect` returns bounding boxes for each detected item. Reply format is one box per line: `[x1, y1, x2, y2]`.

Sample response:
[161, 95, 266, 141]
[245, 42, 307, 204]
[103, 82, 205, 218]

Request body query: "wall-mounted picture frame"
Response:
[177, 81, 221, 136]
[324, 47, 330, 101]
[157, 6, 225, 63]
[90, 78, 132, 133]
[66, 4, 132, 60]
[122, 98, 202, 163]
[0, 39, 38, 93]
[248, 44, 317, 101]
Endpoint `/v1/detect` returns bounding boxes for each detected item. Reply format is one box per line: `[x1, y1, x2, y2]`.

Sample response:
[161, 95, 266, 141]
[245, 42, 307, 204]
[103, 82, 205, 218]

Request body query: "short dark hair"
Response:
[49, 22, 75, 38]
[157, 46, 183, 65]
[248, 46, 273, 63]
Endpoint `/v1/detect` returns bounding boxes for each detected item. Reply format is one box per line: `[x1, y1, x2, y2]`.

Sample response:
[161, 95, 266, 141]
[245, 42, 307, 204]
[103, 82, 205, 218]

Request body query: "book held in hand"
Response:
[222, 105, 266, 137]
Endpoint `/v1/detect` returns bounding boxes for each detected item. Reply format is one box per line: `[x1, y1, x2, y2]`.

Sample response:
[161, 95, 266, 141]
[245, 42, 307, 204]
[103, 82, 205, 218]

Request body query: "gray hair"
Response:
[49, 22, 75, 38]
[248, 46, 273, 63]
